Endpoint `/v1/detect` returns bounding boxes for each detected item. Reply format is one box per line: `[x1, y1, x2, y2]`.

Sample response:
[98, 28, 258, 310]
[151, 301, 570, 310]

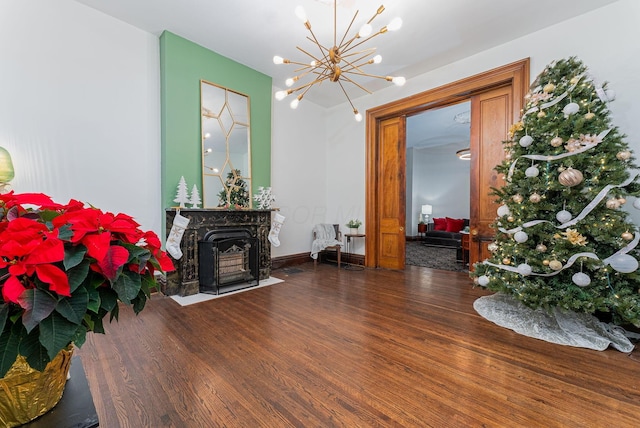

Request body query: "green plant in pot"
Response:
[0, 192, 174, 426]
[346, 219, 362, 233]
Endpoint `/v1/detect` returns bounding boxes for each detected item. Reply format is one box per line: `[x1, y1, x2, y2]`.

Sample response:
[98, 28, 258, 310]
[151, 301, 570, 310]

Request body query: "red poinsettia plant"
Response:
[0, 192, 174, 377]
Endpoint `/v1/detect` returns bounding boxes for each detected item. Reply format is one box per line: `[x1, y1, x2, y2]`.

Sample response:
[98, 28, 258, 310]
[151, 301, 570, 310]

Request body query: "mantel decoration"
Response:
[273, 0, 405, 121]
[0, 192, 174, 426]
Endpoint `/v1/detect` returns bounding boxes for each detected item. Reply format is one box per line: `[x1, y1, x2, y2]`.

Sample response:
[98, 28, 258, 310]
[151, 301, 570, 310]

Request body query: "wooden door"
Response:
[469, 85, 512, 267]
[377, 116, 406, 270]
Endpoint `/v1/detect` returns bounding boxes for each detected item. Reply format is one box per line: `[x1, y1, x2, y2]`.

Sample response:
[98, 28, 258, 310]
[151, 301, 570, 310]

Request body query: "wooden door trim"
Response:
[365, 59, 529, 268]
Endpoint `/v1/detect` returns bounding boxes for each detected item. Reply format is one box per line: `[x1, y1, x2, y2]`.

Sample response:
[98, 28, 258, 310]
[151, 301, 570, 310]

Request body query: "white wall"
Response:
[0, 0, 161, 233]
[326, 0, 640, 251]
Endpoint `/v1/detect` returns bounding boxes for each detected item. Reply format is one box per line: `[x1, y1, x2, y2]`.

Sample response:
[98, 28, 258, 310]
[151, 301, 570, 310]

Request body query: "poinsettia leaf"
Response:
[38, 312, 78, 360]
[19, 329, 49, 373]
[99, 245, 129, 281]
[20, 288, 57, 333]
[55, 288, 88, 325]
[55, 223, 74, 241]
[132, 290, 148, 314]
[0, 304, 8, 334]
[0, 325, 21, 377]
[72, 324, 87, 348]
[66, 259, 90, 293]
[120, 243, 151, 272]
[139, 272, 155, 299]
[86, 284, 100, 313]
[112, 270, 141, 304]
[98, 288, 118, 313]
[64, 244, 87, 270]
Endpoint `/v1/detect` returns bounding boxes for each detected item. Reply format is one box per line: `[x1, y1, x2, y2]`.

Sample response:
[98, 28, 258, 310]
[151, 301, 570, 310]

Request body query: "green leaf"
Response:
[86, 285, 100, 313]
[56, 287, 88, 325]
[56, 223, 74, 241]
[20, 289, 57, 333]
[0, 325, 21, 377]
[0, 304, 9, 333]
[99, 288, 118, 312]
[71, 324, 87, 348]
[66, 259, 91, 293]
[19, 329, 50, 372]
[112, 270, 142, 304]
[132, 290, 148, 315]
[38, 312, 78, 360]
[64, 245, 88, 271]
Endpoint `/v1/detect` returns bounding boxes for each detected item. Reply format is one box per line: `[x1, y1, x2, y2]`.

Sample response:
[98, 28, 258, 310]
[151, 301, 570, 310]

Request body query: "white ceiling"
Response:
[73, 0, 618, 108]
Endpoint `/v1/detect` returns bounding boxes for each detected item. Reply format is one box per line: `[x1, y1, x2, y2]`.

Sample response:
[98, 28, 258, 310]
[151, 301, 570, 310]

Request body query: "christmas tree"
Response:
[217, 169, 250, 208]
[173, 176, 190, 208]
[472, 57, 640, 327]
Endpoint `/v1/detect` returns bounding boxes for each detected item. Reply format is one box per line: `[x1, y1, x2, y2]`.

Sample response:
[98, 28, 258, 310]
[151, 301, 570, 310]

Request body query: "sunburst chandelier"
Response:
[273, 0, 405, 121]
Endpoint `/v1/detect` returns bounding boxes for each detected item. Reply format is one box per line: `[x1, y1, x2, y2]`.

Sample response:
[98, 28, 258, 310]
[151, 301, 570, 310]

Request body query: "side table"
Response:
[344, 233, 365, 270]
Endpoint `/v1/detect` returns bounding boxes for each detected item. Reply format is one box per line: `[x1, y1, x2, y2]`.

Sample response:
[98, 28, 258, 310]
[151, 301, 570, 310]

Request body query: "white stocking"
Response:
[268, 213, 285, 247]
[167, 211, 190, 259]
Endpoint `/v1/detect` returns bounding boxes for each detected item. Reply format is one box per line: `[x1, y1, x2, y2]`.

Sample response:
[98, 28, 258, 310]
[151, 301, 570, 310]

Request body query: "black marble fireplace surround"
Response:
[164, 209, 272, 296]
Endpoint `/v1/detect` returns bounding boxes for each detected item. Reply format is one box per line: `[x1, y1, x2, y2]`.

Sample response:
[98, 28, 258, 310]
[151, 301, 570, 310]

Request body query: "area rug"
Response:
[170, 277, 284, 306]
[405, 241, 467, 272]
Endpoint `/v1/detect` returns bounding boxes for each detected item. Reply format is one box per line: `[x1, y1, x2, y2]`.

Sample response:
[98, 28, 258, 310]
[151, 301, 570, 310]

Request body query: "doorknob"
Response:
[471, 229, 478, 235]
[399, 226, 404, 232]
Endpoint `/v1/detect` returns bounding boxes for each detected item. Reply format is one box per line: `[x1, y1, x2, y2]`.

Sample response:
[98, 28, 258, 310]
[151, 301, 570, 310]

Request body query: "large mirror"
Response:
[201, 80, 252, 208]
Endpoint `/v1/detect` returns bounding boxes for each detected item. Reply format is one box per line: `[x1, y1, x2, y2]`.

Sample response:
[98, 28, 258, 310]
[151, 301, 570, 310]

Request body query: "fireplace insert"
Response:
[198, 228, 259, 294]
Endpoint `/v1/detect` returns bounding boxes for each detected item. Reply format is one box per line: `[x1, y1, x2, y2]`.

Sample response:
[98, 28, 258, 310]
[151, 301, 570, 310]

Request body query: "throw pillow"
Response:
[445, 217, 465, 233]
[433, 217, 447, 231]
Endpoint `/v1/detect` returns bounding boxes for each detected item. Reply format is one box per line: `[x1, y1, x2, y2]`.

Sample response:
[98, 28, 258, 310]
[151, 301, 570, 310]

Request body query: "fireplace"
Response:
[198, 228, 259, 295]
[163, 209, 272, 296]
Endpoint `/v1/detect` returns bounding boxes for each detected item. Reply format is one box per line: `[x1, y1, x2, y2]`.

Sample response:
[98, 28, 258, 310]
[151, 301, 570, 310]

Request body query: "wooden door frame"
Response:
[365, 59, 530, 268]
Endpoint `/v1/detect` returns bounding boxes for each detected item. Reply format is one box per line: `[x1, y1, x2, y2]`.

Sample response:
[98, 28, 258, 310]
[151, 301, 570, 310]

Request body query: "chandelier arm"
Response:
[287, 73, 332, 95]
[337, 10, 359, 51]
[338, 51, 378, 73]
[341, 30, 385, 56]
[339, 75, 373, 95]
[366, 5, 385, 25]
[337, 80, 358, 111]
[305, 26, 333, 68]
[297, 44, 328, 66]
[342, 71, 393, 83]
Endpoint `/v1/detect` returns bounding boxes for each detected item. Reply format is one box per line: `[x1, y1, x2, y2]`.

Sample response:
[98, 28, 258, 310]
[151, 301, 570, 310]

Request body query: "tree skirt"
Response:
[473, 293, 636, 352]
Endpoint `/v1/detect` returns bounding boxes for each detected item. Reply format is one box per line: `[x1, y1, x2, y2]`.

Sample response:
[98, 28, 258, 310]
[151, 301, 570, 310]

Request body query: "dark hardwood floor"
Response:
[78, 263, 640, 427]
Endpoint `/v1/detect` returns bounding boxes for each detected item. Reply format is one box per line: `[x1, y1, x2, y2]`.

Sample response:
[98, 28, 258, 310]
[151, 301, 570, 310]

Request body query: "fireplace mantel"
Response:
[163, 208, 273, 296]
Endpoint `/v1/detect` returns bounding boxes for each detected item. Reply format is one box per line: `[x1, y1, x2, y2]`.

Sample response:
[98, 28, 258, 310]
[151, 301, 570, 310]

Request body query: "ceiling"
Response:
[73, 0, 618, 109]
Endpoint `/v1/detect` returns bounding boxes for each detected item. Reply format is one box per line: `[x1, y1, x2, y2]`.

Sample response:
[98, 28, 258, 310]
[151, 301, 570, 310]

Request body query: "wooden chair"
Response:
[313, 224, 342, 268]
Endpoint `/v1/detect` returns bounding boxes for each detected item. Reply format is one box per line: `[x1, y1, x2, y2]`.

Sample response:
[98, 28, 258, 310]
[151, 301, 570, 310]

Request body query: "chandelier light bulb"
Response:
[387, 17, 402, 31]
[373, 55, 382, 64]
[285, 78, 294, 87]
[310, 60, 317, 67]
[392, 76, 406, 86]
[294, 6, 308, 23]
[290, 98, 300, 109]
[358, 23, 373, 37]
[273, 55, 284, 65]
[275, 90, 288, 101]
[354, 111, 363, 122]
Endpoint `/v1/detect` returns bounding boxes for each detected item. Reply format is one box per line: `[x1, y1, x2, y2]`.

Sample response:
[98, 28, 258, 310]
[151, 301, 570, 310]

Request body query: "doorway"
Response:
[365, 59, 530, 269]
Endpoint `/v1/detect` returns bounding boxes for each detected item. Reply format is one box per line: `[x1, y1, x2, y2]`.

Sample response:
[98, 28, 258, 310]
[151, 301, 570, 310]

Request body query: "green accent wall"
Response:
[160, 31, 272, 212]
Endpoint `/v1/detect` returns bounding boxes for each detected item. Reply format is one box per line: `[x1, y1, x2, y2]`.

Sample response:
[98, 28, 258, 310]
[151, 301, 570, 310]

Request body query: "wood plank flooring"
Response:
[77, 263, 640, 427]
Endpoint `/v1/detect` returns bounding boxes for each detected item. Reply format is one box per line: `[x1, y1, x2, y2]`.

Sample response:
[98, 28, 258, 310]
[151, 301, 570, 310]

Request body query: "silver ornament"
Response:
[572, 272, 591, 287]
[556, 210, 572, 223]
[512, 194, 524, 203]
[487, 242, 499, 252]
[563, 102, 580, 116]
[514, 231, 528, 243]
[536, 243, 547, 252]
[517, 263, 532, 276]
[525, 166, 540, 178]
[616, 150, 631, 161]
[519, 135, 533, 147]
[529, 193, 541, 203]
[558, 168, 583, 187]
[606, 198, 621, 209]
[609, 254, 639, 273]
[633, 199, 640, 210]
[497, 205, 510, 217]
[622, 232, 634, 241]
[549, 260, 563, 271]
[478, 275, 490, 286]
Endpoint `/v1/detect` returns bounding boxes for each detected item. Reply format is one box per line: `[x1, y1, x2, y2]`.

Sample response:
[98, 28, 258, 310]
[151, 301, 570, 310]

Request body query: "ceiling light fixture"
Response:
[273, 1, 405, 122]
[456, 148, 471, 160]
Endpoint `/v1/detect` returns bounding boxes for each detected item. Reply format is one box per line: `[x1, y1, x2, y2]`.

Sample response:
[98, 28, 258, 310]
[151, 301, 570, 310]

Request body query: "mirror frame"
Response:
[200, 79, 252, 208]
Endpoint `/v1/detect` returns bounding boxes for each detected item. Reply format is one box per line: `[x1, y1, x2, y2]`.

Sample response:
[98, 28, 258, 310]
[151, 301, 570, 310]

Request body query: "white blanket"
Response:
[310, 224, 343, 260]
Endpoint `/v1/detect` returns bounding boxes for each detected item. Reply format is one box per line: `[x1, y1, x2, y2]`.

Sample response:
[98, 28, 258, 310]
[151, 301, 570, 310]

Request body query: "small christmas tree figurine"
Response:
[190, 184, 202, 208]
[173, 176, 190, 208]
[217, 169, 250, 208]
[472, 57, 640, 328]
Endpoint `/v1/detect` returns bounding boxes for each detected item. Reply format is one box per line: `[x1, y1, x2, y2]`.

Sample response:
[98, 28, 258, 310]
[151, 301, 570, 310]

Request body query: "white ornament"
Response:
[517, 263, 532, 276]
[556, 210, 572, 223]
[616, 150, 631, 161]
[497, 205, 510, 217]
[487, 242, 499, 252]
[478, 275, 490, 286]
[563, 102, 580, 116]
[633, 198, 640, 210]
[525, 165, 540, 178]
[519, 135, 533, 147]
[606, 89, 616, 101]
[608, 254, 639, 273]
[572, 272, 591, 287]
[514, 231, 528, 243]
